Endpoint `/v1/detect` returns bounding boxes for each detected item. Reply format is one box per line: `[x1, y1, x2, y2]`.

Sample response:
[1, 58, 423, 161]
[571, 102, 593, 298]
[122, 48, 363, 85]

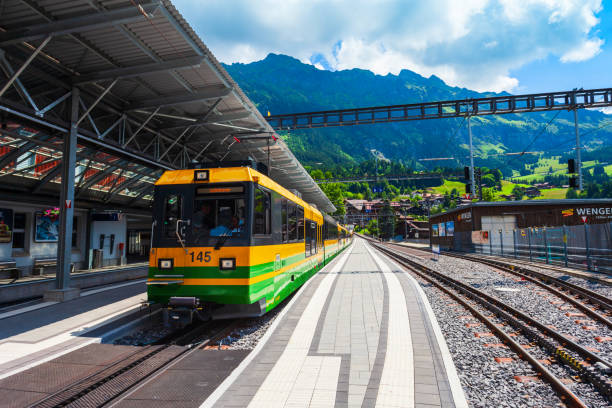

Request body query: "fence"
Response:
[450, 223, 612, 274]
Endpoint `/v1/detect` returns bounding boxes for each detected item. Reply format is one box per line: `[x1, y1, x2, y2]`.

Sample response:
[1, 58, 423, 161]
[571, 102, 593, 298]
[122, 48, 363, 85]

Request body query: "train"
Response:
[147, 161, 351, 325]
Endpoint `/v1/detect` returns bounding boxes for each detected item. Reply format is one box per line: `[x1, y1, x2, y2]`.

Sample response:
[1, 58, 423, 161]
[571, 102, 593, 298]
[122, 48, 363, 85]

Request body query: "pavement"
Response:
[205, 238, 467, 408]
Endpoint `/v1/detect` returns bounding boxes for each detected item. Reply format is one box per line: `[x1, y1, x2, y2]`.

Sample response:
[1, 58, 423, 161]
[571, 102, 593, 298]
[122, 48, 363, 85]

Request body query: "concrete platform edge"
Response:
[0, 267, 147, 304]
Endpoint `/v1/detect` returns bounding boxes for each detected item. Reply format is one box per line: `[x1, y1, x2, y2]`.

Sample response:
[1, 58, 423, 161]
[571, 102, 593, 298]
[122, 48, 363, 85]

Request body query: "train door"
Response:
[155, 191, 188, 270]
[311, 221, 317, 256]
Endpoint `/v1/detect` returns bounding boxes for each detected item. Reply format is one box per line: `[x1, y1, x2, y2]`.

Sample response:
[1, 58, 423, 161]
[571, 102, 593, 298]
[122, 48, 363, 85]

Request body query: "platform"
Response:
[0, 279, 148, 380]
[0, 263, 148, 304]
[203, 238, 467, 408]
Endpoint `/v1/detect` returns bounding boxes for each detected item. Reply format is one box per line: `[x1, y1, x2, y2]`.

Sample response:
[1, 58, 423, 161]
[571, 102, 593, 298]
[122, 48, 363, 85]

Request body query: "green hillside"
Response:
[224, 54, 612, 176]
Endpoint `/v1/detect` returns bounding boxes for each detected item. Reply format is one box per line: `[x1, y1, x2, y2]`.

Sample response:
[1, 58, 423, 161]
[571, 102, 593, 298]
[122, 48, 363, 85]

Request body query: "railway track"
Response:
[388, 243, 612, 330]
[28, 319, 241, 408]
[369, 240, 612, 407]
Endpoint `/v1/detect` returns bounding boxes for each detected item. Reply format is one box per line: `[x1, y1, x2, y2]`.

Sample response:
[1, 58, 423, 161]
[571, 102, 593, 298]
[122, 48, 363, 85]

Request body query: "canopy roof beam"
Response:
[72, 56, 206, 85]
[156, 111, 252, 131]
[125, 86, 231, 110]
[0, 2, 160, 46]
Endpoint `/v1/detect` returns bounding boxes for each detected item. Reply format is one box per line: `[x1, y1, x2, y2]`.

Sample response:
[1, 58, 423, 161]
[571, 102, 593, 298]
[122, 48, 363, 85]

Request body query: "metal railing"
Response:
[448, 223, 612, 273]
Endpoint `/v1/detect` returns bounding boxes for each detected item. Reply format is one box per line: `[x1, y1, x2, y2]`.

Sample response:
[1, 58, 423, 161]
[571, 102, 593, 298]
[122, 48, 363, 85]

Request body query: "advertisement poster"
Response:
[445, 221, 454, 237]
[35, 209, 60, 242]
[439, 222, 446, 237]
[471, 230, 489, 244]
[432, 224, 439, 237]
[0, 208, 13, 243]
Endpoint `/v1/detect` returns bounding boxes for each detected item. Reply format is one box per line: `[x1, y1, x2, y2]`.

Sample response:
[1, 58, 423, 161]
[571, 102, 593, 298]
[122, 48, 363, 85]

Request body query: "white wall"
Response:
[481, 215, 517, 254]
[90, 215, 127, 266]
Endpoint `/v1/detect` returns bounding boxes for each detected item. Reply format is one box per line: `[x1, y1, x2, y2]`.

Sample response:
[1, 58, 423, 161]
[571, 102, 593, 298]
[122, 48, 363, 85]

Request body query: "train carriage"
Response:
[147, 162, 350, 324]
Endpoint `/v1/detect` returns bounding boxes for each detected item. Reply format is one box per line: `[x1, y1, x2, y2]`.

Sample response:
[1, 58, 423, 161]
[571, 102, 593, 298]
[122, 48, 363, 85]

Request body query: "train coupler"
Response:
[164, 297, 202, 327]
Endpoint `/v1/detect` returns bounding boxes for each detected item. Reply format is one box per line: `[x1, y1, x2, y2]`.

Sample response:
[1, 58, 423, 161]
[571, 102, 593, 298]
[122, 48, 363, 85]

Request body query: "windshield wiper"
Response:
[214, 226, 233, 250]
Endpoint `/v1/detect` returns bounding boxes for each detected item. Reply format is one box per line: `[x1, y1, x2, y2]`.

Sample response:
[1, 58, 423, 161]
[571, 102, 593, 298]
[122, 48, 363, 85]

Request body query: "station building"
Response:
[0, 0, 334, 292]
[429, 199, 612, 272]
[0, 200, 151, 276]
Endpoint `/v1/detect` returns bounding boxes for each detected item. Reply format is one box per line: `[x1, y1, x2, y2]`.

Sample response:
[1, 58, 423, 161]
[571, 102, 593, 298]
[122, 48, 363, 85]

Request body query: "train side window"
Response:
[254, 187, 271, 235]
[288, 204, 297, 241]
[297, 206, 304, 242]
[281, 199, 288, 243]
[163, 194, 182, 238]
[305, 220, 311, 255]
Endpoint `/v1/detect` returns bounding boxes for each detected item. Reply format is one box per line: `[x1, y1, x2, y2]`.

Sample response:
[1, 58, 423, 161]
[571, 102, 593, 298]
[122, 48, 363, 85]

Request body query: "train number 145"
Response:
[189, 251, 211, 263]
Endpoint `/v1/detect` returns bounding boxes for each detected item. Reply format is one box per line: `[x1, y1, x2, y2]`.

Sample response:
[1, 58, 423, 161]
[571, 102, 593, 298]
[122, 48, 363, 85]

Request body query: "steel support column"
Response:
[573, 109, 583, 190]
[467, 116, 476, 197]
[56, 88, 79, 290]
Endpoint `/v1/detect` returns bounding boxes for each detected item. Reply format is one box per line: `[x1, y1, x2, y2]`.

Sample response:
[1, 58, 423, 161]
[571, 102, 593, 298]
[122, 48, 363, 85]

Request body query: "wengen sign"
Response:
[576, 207, 612, 216]
[567, 206, 612, 223]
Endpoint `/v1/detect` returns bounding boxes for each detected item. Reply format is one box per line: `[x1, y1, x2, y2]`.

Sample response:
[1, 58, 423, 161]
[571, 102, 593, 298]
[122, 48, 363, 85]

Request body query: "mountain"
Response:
[224, 54, 612, 175]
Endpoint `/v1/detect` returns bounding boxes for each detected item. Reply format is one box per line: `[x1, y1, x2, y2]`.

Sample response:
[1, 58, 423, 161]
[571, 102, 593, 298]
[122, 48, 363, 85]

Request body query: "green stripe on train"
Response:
[147, 243, 349, 308]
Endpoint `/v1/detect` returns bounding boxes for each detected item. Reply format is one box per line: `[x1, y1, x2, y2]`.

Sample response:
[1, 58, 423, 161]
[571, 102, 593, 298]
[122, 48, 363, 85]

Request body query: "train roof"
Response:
[156, 166, 323, 219]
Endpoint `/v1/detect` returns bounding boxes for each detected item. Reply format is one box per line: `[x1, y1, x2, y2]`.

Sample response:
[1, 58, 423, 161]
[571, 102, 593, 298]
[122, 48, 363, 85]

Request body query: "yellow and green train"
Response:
[147, 162, 351, 324]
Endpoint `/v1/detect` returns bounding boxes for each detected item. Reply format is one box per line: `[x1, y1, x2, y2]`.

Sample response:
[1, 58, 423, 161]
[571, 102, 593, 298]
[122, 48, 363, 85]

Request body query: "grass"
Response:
[536, 188, 568, 199]
[477, 142, 506, 157]
[499, 179, 529, 195]
[513, 159, 602, 183]
[429, 179, 466, 195]
[422, 177, 569, 202]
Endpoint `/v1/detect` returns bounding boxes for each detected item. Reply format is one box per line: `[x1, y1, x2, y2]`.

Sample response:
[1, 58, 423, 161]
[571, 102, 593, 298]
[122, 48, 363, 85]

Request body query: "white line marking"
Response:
[200, 244, 353, 408]
[379, 248, 470, 408]
[80, 279, 146, 297]
[0, 302, 58, 321]
[366, 243, 414, 408]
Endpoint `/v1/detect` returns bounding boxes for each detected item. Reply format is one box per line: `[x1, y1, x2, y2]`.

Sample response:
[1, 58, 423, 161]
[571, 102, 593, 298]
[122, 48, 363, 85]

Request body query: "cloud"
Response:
[173, 0, 604, 93]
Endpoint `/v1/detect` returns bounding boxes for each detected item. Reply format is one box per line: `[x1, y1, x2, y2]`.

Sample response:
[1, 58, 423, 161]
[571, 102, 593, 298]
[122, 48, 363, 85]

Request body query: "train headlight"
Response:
[158, 259, 174, 270]
[220, 258, 236, 270]
[194, 170, 209, 181]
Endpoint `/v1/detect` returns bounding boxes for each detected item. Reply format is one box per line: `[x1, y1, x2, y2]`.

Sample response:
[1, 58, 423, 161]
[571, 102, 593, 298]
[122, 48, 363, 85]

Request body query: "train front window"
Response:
[163, 194, 182, 239]
[191, 193, 246, 245]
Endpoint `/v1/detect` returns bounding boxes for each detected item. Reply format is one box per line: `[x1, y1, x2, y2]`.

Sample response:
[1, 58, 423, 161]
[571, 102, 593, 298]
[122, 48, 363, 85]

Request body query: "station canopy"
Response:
[0, 0, 335, 213]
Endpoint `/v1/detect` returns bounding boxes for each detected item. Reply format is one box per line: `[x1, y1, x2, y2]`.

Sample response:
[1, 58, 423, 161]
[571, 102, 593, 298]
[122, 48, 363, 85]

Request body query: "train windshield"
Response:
[189, 187, 247, 246]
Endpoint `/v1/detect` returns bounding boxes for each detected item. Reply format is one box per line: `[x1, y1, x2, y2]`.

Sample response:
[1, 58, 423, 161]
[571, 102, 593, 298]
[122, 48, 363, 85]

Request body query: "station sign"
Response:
[561, 206, 612, 224]
[457, 212, 471, 222]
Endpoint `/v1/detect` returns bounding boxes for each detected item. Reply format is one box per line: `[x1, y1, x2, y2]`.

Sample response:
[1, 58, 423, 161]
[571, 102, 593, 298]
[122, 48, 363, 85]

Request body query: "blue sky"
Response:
[174, 0, 610, 98]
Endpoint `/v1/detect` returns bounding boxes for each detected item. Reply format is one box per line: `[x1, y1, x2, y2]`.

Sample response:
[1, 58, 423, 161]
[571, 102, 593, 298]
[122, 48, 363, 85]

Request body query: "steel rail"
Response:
[450, 252, 612, 308]
[368, 240, 607, 407]
[418, 248, 612, 329]
[384, 243, 612, 367]
[387, 243, 612, 315]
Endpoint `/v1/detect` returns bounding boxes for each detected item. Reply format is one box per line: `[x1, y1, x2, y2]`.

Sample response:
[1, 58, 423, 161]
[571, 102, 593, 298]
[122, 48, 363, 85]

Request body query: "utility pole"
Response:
[573, 109, 583, 190]
[467, 115, 476, 197]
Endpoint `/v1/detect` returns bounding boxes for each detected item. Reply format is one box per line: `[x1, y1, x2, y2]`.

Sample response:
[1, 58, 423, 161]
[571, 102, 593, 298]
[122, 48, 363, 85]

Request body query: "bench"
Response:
[0, 259, 20, 279]
[32, 258, 75, 276]
[32, 258, 57, 276]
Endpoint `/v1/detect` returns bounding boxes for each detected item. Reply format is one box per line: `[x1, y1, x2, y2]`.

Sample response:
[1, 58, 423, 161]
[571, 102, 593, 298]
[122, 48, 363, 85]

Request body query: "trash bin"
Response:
[92, 249, 103, 269]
